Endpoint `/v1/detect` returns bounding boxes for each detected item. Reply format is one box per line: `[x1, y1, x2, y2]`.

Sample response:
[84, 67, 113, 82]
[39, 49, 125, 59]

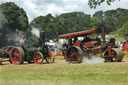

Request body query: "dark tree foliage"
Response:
[0, 2, 29, 31]
[0, 2, 29, 47]
[30, 12, 91, 41]
[30, 8, 128, 41]
[118, 21, 128, 37]
[88, 0, 118, 8]
[104, 8, 128, 33]
[30, 14, 55, 41]
[90, 11, 104, 29]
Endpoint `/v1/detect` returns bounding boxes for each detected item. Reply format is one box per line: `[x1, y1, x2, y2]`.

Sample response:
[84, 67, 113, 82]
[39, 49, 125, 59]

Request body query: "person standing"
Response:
[109, 35, 116, 45]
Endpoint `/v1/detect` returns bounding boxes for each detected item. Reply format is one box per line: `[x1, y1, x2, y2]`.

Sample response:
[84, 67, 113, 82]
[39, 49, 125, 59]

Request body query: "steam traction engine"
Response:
[0, 30, 55, 65]
[58, 28, 126, 64]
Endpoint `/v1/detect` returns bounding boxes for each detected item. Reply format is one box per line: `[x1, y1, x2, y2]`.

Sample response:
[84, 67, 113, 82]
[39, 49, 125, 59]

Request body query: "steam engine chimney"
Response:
[39, 30, 45, 46]
[101, 26, 106, 43]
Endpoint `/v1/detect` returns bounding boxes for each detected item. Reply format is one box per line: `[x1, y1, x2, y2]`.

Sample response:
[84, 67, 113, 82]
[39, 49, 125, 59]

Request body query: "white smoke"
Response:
[0, 10, 25, 46]
[0, 10, 7, 29]
[13, 31, 25, 41]
[31, 27, 40, 37]
[5, 30, 25, 45]
[81, 56, 104, 64]
[0, 9, 28, 46]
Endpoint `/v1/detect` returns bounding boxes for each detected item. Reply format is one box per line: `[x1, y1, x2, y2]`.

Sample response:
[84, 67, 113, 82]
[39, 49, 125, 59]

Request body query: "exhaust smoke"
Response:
[0, 10, 29, 47]
[81, 56, 104, 64]
[31, 27, 40, 37]
[0, 10, 7, 29]
[0, 10, 25, 46]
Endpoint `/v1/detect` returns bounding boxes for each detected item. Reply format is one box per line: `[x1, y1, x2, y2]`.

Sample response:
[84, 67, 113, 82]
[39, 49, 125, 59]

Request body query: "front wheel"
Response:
[103, 48, 124, 62]
[45, 51, 55, 63]
[33, 52, 44, 64]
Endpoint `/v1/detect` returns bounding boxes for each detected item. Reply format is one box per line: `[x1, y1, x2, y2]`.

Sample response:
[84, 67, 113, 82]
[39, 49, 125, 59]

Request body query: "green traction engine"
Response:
[9, 30, 55, 65]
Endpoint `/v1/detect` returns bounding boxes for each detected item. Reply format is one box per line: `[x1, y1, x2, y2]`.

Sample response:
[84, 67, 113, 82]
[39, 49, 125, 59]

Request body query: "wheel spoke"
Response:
[67, 47, 80, 62]
[46, 52, 55, 63]
[34, 52, 43, 64]
[10, 48, 22, 65]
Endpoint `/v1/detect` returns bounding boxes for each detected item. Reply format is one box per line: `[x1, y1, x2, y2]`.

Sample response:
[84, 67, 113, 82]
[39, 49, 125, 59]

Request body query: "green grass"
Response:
[0, 58, 128, 85]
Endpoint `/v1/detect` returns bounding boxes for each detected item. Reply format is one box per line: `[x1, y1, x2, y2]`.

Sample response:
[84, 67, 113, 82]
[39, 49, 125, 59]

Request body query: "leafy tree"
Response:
[30, 14, 55, 41]
[90, 16, 101, 29]
[93, 11, 103, 18]
[90, 11, 104, 29]
[30, 14, 54, 28]
[30, 8, 128, 41]
[0, 2, 29, 31]
[53, 12, 91, 35]
[30, 12, 91, 41]
[0, 2, 29, 47]
[103, 8, 128, 33]
[115, 8, 128, 28]
[88, 0, 118, 8]
[118, 21, 128, 37]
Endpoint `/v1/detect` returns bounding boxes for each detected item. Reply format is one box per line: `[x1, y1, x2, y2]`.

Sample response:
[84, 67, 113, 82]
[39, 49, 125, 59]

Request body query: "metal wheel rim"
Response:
[66, 47, 82, 63]
[10, 48, 21, 65]
[46, 52, 55, 63]
[34, 52, 43, 64]
[104, 49, 117, 62]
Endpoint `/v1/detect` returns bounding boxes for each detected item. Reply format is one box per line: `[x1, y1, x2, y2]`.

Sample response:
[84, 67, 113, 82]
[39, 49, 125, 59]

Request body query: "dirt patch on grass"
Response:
[1, 57, 128, 66]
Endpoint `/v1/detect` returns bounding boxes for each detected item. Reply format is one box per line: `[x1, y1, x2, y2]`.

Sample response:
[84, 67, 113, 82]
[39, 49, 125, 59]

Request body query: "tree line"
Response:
[0, 2, 128, 47]
[30, 8, 128, 41]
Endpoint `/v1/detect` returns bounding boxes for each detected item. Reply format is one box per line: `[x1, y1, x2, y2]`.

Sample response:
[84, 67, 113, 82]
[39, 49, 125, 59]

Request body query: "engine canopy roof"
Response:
[57, 29, 99, 38]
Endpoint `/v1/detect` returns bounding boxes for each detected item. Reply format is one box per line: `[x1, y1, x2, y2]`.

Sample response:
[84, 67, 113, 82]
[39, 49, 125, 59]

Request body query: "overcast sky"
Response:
[0, 0, 128, 22]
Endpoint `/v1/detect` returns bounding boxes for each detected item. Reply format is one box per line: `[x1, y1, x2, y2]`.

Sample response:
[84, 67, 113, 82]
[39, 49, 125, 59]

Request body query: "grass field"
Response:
[0, 57, 128, 85]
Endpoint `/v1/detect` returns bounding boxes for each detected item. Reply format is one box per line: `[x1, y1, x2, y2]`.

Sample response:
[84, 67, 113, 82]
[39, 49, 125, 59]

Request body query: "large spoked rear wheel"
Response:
[66, 46, 83, 64]
[34, 52, 44, 64]
[46, 51, 55, 63]
[10, 47, 24, 65]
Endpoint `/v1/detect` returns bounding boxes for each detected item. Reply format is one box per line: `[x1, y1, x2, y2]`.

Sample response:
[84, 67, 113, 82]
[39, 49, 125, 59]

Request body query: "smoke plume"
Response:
[0, 10, 7, 29]
[0, 10, 26, 47]
[81, 56, 104, 64]
[31, 27, 40, 37]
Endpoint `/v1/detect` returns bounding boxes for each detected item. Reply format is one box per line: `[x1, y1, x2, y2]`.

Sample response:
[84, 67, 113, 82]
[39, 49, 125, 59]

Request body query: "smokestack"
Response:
[40, 30, 45, 46]
[100, 21, 106, 44]
[101, 26, 106, 43]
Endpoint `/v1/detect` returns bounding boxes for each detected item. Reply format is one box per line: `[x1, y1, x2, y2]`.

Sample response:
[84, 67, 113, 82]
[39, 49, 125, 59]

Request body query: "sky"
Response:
[0, 0, 128, 22]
